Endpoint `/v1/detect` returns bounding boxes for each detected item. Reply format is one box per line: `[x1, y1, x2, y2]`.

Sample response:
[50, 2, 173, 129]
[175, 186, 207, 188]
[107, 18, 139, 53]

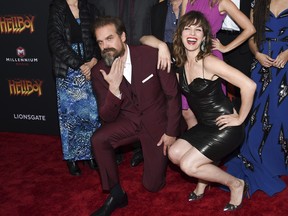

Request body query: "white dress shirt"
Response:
[123, 45, 132, 84]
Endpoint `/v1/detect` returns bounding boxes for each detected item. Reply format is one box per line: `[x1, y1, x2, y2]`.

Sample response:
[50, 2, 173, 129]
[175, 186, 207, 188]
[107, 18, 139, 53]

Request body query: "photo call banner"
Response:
[0, 0, 59, 135]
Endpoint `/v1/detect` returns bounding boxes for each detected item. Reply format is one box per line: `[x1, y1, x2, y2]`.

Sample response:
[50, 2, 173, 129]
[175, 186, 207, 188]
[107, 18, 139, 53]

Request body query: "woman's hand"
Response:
[255, 52, 274, 68]
[157, 42, 171, 72]
[273, 50, 288, 69]
[85, 57, 98, 69]
[215, 109, 242, 130]
[80, 63, 91, 80]
[80, 58, 98, 80]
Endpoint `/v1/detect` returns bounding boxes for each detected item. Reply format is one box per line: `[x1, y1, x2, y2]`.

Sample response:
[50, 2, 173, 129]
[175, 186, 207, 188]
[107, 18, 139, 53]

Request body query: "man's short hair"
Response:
[93, 16, 127, 38]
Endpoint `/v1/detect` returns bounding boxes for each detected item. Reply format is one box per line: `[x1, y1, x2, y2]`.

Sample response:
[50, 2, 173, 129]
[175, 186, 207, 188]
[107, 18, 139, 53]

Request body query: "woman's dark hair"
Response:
[173, 11, 213, 67]
[253, 0, 271, 48]
[93, 16, 127, 39]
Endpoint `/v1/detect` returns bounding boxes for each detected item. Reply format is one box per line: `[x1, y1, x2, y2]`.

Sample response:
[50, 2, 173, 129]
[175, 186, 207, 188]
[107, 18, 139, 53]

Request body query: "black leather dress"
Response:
[179, 69, 244, 162]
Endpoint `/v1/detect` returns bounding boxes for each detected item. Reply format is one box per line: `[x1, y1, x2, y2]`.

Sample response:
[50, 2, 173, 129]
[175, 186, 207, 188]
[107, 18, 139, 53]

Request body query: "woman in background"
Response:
[225, 0, 288, 196]
[48, 0, 101, 176]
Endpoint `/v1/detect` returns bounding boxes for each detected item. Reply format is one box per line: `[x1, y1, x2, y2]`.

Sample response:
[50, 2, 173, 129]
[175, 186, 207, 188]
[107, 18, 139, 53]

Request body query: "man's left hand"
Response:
[157, 134, 176, 156]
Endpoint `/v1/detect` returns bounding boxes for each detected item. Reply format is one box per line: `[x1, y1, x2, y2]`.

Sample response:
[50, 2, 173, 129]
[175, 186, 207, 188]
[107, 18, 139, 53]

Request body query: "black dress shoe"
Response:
[130, 151, 144, 167]
[116, 153, 123, 165]
[67, 160, 81, 176]
[87, 159, 98, 170]
[90, 193, 128, 216]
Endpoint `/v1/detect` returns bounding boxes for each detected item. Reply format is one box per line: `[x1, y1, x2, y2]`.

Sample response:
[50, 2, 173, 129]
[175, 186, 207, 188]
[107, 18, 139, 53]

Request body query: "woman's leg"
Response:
[176, 141, 245, 206]
[168, 138, 193, 165]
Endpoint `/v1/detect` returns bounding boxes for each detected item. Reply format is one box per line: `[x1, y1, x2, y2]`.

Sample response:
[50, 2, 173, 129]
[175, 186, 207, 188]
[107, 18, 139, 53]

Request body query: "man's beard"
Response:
[101, 44, 125, 67]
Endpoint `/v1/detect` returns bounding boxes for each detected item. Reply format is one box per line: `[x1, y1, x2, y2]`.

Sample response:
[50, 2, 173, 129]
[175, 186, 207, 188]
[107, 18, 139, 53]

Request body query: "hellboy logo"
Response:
[16, 47, 26, 58]
[0, 15, 35, 34]
[9, 79, 43, 96]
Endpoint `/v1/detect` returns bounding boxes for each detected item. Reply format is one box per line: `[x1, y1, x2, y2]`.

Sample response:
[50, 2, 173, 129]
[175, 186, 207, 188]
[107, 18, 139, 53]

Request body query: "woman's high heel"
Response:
[188, 184, 211, 201]
[223, 182, 249, 211]
[188, 192, 204, 201]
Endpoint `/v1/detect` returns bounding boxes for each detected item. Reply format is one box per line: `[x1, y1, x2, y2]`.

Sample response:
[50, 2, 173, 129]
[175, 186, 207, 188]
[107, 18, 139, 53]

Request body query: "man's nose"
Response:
[102, 41, 110, 49]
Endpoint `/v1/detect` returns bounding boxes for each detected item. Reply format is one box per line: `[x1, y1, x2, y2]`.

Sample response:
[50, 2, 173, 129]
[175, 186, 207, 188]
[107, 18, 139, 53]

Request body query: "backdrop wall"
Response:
[0, 0, 59, 135]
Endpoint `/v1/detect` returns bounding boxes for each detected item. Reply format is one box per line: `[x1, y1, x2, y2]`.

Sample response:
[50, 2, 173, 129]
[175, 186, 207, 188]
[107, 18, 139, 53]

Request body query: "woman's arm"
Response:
[206, 56, 256, 126]
[140, 35, 172, 72]
[215, 0, 256, 53]
[181, 0, 188, 16]
[248, 8, 274, 68]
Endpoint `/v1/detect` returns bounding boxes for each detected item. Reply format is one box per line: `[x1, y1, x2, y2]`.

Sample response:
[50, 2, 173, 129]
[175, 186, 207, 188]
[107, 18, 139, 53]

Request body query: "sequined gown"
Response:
[225, 8, 288, 196]
[56, 19, 101, 161]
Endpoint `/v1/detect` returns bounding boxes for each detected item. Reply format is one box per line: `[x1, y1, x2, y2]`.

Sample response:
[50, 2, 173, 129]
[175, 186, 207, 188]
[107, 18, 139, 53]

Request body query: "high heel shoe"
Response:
[223, 181, 249, 211]
[188, 192, 204, 201]
[188, 185, 210, 201]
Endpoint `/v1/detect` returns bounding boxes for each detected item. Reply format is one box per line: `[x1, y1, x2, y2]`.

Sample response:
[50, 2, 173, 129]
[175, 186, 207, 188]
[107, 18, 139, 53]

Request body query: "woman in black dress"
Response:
[168, 11, 256, 211]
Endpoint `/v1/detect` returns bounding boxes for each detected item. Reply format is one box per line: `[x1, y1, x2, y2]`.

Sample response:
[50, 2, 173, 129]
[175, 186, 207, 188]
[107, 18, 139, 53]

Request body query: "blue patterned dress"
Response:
[225, 7, 288, 196]
[56, 20, 100, 161]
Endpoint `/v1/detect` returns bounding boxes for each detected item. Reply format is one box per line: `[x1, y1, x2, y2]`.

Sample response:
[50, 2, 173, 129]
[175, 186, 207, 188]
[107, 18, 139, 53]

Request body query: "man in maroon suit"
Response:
[90, 16, 181, 216]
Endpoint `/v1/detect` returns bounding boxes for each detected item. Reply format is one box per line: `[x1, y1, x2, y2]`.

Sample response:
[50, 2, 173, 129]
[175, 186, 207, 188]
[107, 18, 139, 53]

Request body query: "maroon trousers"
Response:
[91, 116, 167, 192]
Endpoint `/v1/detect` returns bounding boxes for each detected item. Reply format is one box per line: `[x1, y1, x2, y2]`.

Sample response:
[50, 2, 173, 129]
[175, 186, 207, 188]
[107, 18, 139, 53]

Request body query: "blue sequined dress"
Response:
[225, 8, 288, 196]
[56, 19, 100, 161]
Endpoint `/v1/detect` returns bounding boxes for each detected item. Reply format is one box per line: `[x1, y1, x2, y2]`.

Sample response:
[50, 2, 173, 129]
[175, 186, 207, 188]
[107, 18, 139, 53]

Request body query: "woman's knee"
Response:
[179, 158, 198, 175]
[168, 145, 181, 163]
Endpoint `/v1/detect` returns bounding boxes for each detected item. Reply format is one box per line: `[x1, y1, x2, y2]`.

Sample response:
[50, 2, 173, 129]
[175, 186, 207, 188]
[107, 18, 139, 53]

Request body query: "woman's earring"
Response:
[201, 40, 206, 52]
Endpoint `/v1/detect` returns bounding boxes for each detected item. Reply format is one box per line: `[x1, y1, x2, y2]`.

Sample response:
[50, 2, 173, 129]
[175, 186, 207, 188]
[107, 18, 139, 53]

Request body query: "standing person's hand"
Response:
[81, 58, 98, 80]
[255, 52, 274, 68]
[80, 64, 91, 80]
[212, 38, 226, 53]
[273, 50, 288, 69]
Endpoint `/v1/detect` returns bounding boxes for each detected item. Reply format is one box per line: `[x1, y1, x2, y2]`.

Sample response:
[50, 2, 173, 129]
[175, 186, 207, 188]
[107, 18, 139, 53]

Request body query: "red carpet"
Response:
[0, 132, 287, 216]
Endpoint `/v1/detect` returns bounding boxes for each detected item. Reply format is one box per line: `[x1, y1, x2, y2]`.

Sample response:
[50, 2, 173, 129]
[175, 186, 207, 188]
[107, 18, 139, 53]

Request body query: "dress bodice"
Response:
[179, 69, 234, 126]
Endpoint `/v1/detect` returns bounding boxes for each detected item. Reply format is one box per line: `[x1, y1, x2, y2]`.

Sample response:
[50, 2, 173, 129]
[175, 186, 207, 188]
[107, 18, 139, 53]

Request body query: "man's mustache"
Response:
[102, 48, 117, 54]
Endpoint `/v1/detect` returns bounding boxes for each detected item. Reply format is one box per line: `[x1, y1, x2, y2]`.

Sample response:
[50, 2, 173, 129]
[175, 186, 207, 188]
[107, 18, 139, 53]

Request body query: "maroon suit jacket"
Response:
[91, 45, 181, 141]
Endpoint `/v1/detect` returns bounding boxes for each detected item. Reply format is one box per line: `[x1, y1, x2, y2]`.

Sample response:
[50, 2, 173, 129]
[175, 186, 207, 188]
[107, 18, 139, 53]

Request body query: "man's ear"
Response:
[121, 32, 126, 43]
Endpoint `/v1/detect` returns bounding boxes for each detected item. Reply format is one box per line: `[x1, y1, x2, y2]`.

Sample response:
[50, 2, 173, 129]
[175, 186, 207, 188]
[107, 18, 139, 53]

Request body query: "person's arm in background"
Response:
[181, 0, 188, 16]
[47, 3, 85, 70]
[213, 0, 256, 53]
[248, 8, 274, 68]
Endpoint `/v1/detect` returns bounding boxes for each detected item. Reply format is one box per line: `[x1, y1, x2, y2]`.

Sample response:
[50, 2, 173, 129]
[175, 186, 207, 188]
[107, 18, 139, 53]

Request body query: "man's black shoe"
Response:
[130, 151, 144, 167]
[116, 153, 123, 165]
[90, 193, 128, 216]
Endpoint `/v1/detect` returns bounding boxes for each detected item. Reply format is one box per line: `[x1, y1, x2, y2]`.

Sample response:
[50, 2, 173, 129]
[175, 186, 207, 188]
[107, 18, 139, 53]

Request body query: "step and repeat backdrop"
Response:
[0, 0, 59, 135]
